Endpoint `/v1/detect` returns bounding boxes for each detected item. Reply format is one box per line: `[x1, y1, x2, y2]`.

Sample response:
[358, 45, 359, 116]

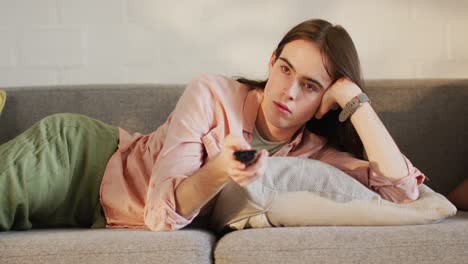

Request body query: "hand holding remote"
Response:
[204, 134, 269, 187]
[233, 149, 258, 166]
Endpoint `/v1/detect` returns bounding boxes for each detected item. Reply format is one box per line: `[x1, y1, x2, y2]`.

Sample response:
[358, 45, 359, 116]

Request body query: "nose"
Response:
[282, 80, 300, 100]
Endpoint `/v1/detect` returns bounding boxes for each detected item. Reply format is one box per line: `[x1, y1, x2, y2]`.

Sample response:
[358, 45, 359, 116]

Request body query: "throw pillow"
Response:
[210, 157, 457, 232]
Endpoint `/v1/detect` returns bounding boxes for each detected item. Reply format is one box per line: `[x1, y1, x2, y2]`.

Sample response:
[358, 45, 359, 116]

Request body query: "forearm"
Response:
[174, 162, 230, 219]
[338, 90, 408, 181]
[352, 103, 407, 180]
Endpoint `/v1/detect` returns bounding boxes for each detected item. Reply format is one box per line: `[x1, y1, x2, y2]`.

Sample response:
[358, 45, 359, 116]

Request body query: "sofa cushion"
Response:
[0, 85, 185, 144]
[0, 228, 215, 264]
[214, 211, 468, 264]
[210, 157, 456, 231]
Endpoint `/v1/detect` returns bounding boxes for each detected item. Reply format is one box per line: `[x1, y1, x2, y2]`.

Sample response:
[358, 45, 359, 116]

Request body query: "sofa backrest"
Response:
[1, 79, 467, 195]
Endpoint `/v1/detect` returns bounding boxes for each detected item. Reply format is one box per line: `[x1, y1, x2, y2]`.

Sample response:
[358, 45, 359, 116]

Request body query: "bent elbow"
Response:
[379, 186, 421, 204]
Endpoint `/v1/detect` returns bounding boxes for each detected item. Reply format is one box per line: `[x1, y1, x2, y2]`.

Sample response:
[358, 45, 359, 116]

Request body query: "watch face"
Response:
[358, 93, 369, 103]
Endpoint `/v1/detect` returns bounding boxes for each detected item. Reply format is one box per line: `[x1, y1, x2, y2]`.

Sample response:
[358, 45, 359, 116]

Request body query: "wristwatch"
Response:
[338, 93, 370, 122]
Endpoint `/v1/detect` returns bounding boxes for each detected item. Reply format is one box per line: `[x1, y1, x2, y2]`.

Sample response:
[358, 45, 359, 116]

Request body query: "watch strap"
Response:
[338, 93, 370, 122]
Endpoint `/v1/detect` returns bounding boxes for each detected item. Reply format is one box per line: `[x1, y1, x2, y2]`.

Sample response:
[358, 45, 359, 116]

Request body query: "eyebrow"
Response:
[278, 57, 325, 90]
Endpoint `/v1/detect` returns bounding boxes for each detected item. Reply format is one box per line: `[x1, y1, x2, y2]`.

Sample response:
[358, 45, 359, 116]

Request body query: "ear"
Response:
[268, 50, 277, 72]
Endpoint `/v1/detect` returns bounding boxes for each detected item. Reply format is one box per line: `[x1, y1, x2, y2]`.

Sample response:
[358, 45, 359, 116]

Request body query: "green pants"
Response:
[0, 113, 119, 231]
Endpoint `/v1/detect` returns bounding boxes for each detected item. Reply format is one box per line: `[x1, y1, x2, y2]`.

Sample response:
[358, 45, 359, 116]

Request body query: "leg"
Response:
[0, 113, 119, 230]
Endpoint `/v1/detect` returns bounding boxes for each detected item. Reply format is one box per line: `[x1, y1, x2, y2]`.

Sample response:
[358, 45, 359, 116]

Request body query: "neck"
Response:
[255, 103, 295, 142]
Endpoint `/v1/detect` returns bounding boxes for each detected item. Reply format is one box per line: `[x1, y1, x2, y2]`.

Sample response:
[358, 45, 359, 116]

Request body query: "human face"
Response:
[257, 39, 333, 141]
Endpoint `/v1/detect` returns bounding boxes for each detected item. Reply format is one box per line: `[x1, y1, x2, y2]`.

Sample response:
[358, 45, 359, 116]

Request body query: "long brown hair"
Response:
[235, 18, 365, 159]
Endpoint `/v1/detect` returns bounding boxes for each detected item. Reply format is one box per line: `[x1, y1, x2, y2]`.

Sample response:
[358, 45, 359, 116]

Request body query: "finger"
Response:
[230, 168, 251, 179]
[241, 156, 267, 182]
[236, 174, 258, 186]
[315, 101, 332, 119]
[236, 179, 248, 187]
[315, 100, 329, 119]
[236, 157, 265, 182]
[233, 158, 247, 171]
[229, 159, 246, 171]
[238, 171, 263, 187]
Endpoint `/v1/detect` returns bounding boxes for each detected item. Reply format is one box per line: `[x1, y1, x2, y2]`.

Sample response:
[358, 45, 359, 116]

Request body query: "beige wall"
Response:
[0, 0, 467, 87]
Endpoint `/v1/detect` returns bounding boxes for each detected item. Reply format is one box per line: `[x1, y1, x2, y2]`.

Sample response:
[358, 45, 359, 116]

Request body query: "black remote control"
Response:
[233, 150, 258, 165]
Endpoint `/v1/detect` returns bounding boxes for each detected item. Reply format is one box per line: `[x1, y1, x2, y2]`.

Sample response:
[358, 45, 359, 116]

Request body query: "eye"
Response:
[280, 65, 290, 74]
[304, 83, 317, 91]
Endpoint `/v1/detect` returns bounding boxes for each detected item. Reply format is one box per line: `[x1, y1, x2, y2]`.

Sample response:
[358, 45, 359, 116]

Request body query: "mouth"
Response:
[274, 101, 292, 113]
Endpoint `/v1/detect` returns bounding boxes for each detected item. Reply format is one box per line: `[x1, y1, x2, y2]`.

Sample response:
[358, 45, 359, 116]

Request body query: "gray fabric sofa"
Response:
[1, 79, 467, 264]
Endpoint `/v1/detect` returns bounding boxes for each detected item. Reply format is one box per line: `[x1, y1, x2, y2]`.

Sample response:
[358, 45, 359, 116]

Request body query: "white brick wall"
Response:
[59, 0, 124, 25]
[0, 0, 467, 87]
[20, 27, 84, 67]
[0, 29, 17, 67]
[0, 0, 58, 25]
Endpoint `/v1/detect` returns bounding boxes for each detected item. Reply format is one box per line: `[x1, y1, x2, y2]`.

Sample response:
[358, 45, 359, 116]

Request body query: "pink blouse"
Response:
[99, 73, 426, 231]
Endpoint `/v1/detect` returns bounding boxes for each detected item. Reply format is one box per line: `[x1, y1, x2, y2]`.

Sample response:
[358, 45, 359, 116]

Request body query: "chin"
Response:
[265, 114, 294, 130]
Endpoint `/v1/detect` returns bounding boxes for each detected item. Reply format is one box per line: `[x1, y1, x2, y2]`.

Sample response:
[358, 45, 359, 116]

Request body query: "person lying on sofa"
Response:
[0, 18, 426, 232]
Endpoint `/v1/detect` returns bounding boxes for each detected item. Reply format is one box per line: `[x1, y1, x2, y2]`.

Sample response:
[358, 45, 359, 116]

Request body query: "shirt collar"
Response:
[289, 125, 306, 148]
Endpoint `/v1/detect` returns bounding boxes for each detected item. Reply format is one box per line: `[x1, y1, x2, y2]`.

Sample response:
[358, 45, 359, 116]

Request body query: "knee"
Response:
[38, 113, 88, 129]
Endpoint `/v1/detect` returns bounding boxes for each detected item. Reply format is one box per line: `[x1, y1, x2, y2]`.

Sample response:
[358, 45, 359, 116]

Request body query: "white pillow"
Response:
[210, 157, 457, 232]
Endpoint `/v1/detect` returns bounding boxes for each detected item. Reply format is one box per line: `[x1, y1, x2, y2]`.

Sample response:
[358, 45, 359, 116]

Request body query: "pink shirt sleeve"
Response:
[315, 146, 426, 203]
[144, 75, 215, 231]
